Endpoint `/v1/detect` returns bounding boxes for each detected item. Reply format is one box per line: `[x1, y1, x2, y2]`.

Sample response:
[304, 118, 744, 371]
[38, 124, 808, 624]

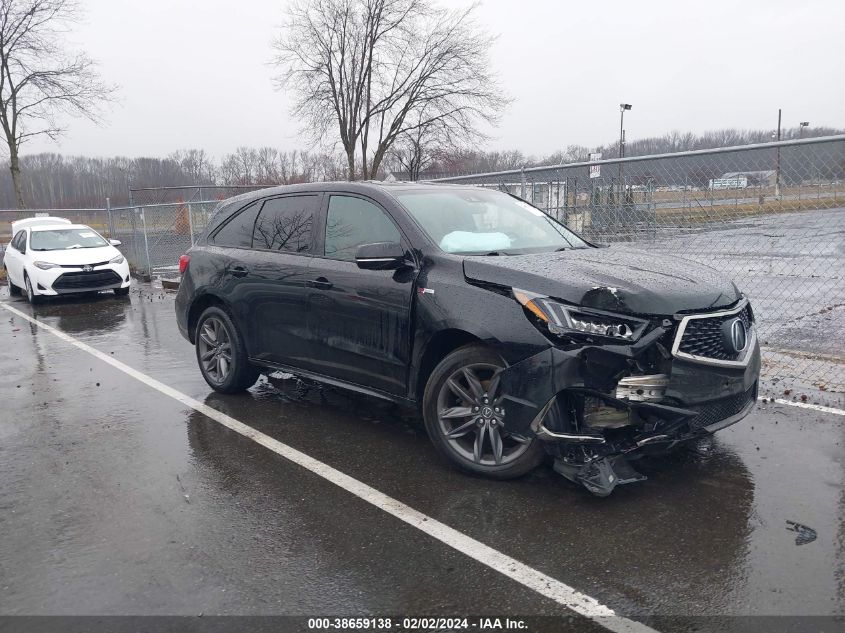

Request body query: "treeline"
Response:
[1, 126, 842, 208]
[0, 148, 350, 208]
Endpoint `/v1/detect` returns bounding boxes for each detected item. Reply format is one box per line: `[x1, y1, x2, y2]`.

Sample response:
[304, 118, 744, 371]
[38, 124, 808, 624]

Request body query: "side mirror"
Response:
[355, 242, 406, 270]
[109, 239, 122, 246]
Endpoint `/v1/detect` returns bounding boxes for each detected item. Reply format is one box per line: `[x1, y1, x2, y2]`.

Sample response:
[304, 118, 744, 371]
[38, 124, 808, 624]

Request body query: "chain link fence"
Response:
[108, 200, 225, 274]
[1, 137, 842, 393]
[0, 185, 274, 274]
[128, 184, 269, 206]
[0, 201, 233, 276]
[433, 135, 845, 395]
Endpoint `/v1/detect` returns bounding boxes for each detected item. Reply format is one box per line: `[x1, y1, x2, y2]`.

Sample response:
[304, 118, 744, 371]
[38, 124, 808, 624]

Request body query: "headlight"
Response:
[33, 261, 60, 270]
[109, 254, 125, 264]
[513, 288, 648, 342]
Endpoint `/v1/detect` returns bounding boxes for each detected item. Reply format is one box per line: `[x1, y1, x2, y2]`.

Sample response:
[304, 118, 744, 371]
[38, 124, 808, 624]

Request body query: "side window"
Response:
[211, 201, 261, 248]
[324, 195, 401, 262]
[252, 195, 317, 253]
[12, 230, 26, 253]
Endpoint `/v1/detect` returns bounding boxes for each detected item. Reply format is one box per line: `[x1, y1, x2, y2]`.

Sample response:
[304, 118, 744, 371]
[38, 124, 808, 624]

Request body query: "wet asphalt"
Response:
[0, 286, 843, 631]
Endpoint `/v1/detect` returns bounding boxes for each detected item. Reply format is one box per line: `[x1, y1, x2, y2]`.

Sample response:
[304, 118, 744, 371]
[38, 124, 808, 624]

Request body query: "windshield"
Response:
[30, 228, 109, 251]
[395, 188, 589, 255]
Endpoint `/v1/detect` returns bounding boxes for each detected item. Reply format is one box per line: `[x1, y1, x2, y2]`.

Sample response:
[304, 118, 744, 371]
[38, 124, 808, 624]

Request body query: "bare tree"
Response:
[389, 115, 445, 180]
[273, 0, 506, 181]
[0, 0, 115, 207]
[169, 149, 216, 184]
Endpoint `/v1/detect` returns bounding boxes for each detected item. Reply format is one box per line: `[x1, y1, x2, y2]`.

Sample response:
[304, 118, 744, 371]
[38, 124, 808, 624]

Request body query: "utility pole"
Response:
[775, 108, 782, 198]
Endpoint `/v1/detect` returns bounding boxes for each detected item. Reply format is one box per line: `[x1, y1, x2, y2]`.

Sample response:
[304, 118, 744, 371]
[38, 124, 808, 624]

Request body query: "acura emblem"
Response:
[727, 319, 748, 354]
[82, 265, 93, 272]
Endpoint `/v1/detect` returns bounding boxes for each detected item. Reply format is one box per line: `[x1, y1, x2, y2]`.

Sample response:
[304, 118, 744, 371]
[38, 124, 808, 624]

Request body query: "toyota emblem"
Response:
[82, 265, 93, 272]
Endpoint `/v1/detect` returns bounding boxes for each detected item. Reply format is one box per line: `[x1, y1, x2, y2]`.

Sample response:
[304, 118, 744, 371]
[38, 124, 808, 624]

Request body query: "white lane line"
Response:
[0, 301, 656, 633]
[758, 396, 845, 416]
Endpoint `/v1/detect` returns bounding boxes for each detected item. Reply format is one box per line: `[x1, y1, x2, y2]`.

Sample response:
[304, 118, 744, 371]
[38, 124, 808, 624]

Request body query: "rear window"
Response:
[252, 195, 318, 253]
[30, 228, 108, 251]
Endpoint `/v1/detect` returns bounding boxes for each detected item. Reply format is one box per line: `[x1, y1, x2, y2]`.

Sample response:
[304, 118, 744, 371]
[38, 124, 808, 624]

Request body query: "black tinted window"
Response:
[324, 196, 400, 261]
[212, 201, 261, 248]
[253, 195, 317, 253]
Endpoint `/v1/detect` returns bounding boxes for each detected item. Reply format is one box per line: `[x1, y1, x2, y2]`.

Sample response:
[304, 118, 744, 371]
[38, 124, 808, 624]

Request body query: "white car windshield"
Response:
[395, 188, 589, 255]
[30, 228, 109, 251]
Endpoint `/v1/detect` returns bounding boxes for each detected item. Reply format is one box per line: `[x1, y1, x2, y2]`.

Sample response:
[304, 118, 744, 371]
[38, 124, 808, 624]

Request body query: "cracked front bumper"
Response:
[496, 331, 759, 496]
[497, 330, 761, 453]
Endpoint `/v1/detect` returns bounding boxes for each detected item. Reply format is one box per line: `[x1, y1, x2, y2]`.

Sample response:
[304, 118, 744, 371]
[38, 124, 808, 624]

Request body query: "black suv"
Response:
[175, 182, 760, 495]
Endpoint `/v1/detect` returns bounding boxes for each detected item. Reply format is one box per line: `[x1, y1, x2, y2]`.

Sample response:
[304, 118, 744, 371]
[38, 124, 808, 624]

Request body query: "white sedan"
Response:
[4, 217, 131, 303]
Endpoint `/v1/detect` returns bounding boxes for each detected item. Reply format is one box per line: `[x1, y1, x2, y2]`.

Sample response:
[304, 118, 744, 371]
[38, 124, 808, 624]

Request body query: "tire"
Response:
[422, 344, 545, 479]
[195, 305, 260, 394]
[5, 268, 21, 296]
[114, 286, 130, 296]
[23, 274, 41, 304]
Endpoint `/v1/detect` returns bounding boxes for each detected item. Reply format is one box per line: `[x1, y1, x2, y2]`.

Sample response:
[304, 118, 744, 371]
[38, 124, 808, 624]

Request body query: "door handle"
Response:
[306, 276, 333, 290]
[229, 264, 249, 278]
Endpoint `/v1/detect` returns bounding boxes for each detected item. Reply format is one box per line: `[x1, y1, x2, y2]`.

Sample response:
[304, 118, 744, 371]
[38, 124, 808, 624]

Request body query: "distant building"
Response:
[709, 176, 748, 190]
[708, 170, 779, 190]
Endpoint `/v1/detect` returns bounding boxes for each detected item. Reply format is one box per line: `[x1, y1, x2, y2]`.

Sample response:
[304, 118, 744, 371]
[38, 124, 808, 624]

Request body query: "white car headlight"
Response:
[109, 254, 125, 264]
[33, 261, 60, 270]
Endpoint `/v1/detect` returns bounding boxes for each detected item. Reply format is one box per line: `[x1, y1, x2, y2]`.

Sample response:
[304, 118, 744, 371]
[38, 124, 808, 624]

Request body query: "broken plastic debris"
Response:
[786, 520, 817, 546]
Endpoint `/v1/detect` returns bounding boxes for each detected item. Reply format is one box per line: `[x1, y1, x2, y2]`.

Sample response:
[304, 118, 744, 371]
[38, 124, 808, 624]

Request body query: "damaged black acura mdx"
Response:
[175, 182, 760, 496]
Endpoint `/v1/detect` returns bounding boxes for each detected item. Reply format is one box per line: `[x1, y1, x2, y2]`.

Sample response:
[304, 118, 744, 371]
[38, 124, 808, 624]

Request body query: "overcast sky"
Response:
[23, 0, 845, 159]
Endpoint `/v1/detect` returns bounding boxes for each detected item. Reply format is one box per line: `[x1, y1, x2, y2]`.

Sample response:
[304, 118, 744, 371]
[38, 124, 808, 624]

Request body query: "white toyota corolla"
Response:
[3, 217, 131, 303]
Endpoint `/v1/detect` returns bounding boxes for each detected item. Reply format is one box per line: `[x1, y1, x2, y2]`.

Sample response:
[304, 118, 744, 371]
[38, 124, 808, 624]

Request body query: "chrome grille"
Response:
[677, 304, 753, 361]
[672, 300, 755, 366]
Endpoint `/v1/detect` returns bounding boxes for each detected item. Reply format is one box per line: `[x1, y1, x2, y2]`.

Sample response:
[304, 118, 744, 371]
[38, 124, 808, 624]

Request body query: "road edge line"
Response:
[757, 396, 845, 416]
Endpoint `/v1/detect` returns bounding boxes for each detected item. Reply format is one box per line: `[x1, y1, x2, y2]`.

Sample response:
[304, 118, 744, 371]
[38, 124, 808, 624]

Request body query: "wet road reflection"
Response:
[1, 285, 843, 620]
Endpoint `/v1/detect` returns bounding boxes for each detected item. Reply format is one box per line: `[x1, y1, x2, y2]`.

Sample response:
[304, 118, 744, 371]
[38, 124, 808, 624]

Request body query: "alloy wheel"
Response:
[198, 316, 233, 384]
[25, 276, 34, 302]
[435, 362, 531, 466]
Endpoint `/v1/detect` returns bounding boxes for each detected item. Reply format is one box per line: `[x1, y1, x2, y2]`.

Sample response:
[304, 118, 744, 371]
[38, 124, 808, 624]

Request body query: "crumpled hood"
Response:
[29, 245, 121, 266]
[463, 246, 741, 316]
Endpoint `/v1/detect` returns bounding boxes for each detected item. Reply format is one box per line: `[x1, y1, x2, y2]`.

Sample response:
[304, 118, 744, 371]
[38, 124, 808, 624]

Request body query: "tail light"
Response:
[178, 254, 190, 274]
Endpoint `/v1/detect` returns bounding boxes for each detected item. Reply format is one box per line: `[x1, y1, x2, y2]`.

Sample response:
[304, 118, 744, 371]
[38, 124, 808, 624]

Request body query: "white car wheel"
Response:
[24, 274, 40, 304]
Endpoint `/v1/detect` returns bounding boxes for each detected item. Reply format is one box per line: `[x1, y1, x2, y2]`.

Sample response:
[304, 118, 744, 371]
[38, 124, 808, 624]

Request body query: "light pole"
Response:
[619, 103, 631, 159]
[799, 122, 810, 189]
[775, 108, 782, 198]
[618, 103, 632, 220]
